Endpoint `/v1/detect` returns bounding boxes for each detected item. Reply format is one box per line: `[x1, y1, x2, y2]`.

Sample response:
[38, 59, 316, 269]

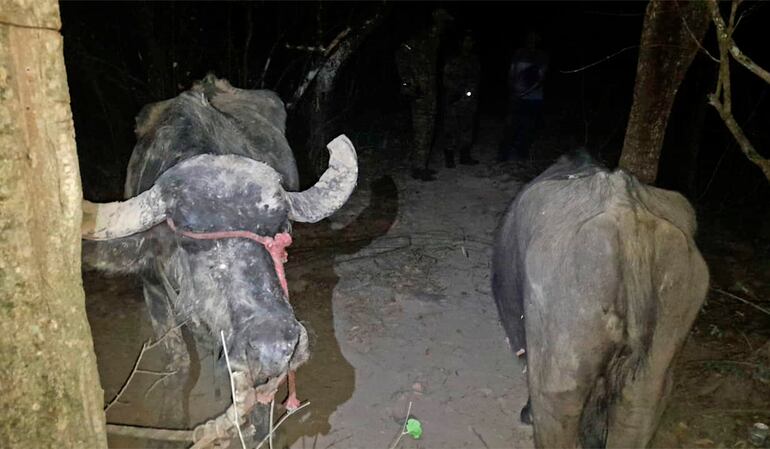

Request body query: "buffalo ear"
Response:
[82, 184, 167, 240]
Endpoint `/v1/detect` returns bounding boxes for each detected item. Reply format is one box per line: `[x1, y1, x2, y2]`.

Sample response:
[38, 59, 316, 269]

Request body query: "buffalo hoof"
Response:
[520, 398, 533, 425]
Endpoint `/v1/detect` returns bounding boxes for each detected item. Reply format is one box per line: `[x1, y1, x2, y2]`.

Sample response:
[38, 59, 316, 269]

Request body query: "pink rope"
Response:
[165, 217, 300, 410]
[166, 218, 292, 299]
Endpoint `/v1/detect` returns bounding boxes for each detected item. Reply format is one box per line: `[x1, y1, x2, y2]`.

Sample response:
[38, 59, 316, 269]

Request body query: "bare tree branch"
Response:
[287, 11, 385, 109]
[708, 94, 770, 180]
[286, 26, 351, 109]
[674, 0, 720, 63]
[706, 0, 770, 181]
[103, 320, 187, 413]
[558, 45, 640, 74]
[729, 44, 770, 85]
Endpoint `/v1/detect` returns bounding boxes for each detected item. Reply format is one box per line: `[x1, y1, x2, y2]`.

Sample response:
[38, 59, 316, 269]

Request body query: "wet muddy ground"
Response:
[86, 117, 770, 448]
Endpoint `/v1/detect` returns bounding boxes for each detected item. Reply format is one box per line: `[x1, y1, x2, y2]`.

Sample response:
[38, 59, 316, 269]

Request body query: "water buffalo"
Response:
[492, 151, 709, 448]
[81, 75, 357, 435]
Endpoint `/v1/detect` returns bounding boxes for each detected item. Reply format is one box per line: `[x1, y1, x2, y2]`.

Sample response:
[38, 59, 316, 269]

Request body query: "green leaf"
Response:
[406, 418, 423, 439]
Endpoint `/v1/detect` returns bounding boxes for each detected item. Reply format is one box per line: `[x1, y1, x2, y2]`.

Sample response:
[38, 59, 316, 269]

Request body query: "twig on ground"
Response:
[689, 359, 760, 367]
[712, 287, 770, 317]
[104, 320, 187, 412]
[255, 401, 311, 449]
[702, 409, 770, 414]
[269, 399, 274, 449]
[388, 401, 413, 449]
[739, 330, 755, 352]
[221, 330, 247, 449]
[470, 426, 490, 449]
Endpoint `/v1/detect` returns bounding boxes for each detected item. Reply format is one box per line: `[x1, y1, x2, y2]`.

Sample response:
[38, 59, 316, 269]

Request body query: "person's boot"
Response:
[410, 168, 436, 182]
[459, 147, 479, 165]
[444, 150, 456, 168]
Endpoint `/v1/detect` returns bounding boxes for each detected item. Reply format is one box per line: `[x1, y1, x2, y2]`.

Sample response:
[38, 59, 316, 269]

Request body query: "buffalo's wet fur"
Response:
[492, 151, 709, 448]
[128, 77, 299, 195]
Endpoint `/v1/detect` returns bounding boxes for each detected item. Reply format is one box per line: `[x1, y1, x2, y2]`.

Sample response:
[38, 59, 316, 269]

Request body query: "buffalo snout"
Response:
[229, 317, 305, 384]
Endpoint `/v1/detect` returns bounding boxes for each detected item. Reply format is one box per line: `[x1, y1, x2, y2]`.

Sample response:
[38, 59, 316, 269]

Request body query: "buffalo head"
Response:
[82, 135, 357, 388]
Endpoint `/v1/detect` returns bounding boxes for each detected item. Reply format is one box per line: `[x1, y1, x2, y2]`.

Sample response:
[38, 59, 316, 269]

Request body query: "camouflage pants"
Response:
[442, 98, 477, 158]
[410, 95, 437, 169]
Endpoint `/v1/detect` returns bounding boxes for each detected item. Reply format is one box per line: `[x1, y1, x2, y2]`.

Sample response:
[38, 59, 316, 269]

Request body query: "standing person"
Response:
[396, 9, 453, 181]
[499, 31, 548, 162]
[441, 31, 481, 168]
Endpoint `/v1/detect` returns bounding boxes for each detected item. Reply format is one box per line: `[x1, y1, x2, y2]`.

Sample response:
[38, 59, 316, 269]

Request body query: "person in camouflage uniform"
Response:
[396, 9, 453, 181]
[440, 32, 481, 168]
[499, 31, 548, 162]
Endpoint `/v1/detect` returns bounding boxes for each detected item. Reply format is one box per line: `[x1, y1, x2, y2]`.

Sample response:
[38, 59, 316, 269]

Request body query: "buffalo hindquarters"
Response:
[492, 153, 709, 448]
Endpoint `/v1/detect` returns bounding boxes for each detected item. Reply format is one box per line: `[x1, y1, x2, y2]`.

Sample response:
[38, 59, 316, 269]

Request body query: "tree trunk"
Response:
[0, 1, 108, 448]
[619, 0, 710, 184]
[287, 11, 386, 176]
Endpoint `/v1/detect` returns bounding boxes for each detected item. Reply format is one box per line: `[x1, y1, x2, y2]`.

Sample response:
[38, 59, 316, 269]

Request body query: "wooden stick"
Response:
[105, 423, 193, 442]
[712, 288, 770, 317]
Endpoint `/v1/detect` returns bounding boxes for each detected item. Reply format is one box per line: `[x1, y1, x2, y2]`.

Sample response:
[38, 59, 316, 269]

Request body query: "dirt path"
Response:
[282, 147, 533, 448]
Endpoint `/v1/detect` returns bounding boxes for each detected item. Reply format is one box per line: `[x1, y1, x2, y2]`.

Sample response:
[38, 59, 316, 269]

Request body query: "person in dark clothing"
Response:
[441, 32, 481, 168]
[499, 31, 548, 162]
[396, 9, 453, 181]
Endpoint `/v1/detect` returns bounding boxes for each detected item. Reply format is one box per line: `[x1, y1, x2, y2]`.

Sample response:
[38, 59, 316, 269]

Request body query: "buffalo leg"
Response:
[527, 334, 607, 448]
[607, 226, 708, 447]
[520, 397, 533, 425]
[606, 367, 673, 448]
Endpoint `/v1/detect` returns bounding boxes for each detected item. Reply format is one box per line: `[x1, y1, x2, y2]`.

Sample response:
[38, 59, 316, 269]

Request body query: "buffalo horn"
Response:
[286, 134, 358, 223]
[82, 185, 167, 240]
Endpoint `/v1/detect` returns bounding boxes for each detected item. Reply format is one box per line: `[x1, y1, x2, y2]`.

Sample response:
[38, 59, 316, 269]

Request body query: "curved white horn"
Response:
[286, 134, 358, 223]
[82, 185, 167, 240]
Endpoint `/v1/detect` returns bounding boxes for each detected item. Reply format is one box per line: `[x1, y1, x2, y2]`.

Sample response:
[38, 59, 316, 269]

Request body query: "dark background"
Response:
[61, 1, 770, 243]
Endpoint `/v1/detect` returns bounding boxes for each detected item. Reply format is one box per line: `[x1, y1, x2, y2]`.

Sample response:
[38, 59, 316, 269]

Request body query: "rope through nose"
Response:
[166, 217, 292, 299]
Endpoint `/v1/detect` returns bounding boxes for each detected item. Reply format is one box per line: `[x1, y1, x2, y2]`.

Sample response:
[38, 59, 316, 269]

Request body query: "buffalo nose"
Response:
[257, 340, 295, 375]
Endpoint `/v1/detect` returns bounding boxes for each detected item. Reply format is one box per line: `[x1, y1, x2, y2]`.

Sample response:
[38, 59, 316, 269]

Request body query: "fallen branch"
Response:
[104, 321, 187, 412]
[106, 371, 300, 449]
[105, 423, 192, 442]
[711, 287, 770, 317]
[388, 401, 413, 449]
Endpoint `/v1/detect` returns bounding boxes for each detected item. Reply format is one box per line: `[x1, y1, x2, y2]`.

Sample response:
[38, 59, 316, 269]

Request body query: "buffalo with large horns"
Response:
[82, 75, 357, 437]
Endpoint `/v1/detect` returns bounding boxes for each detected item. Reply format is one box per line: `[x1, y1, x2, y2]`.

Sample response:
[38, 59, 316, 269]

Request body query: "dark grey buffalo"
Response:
[493, 152, 708, 448]
[82, 75, 357, 433]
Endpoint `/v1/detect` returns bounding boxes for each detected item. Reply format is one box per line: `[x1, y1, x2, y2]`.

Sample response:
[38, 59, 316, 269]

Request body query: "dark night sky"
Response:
[60, 1, 770, 237]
